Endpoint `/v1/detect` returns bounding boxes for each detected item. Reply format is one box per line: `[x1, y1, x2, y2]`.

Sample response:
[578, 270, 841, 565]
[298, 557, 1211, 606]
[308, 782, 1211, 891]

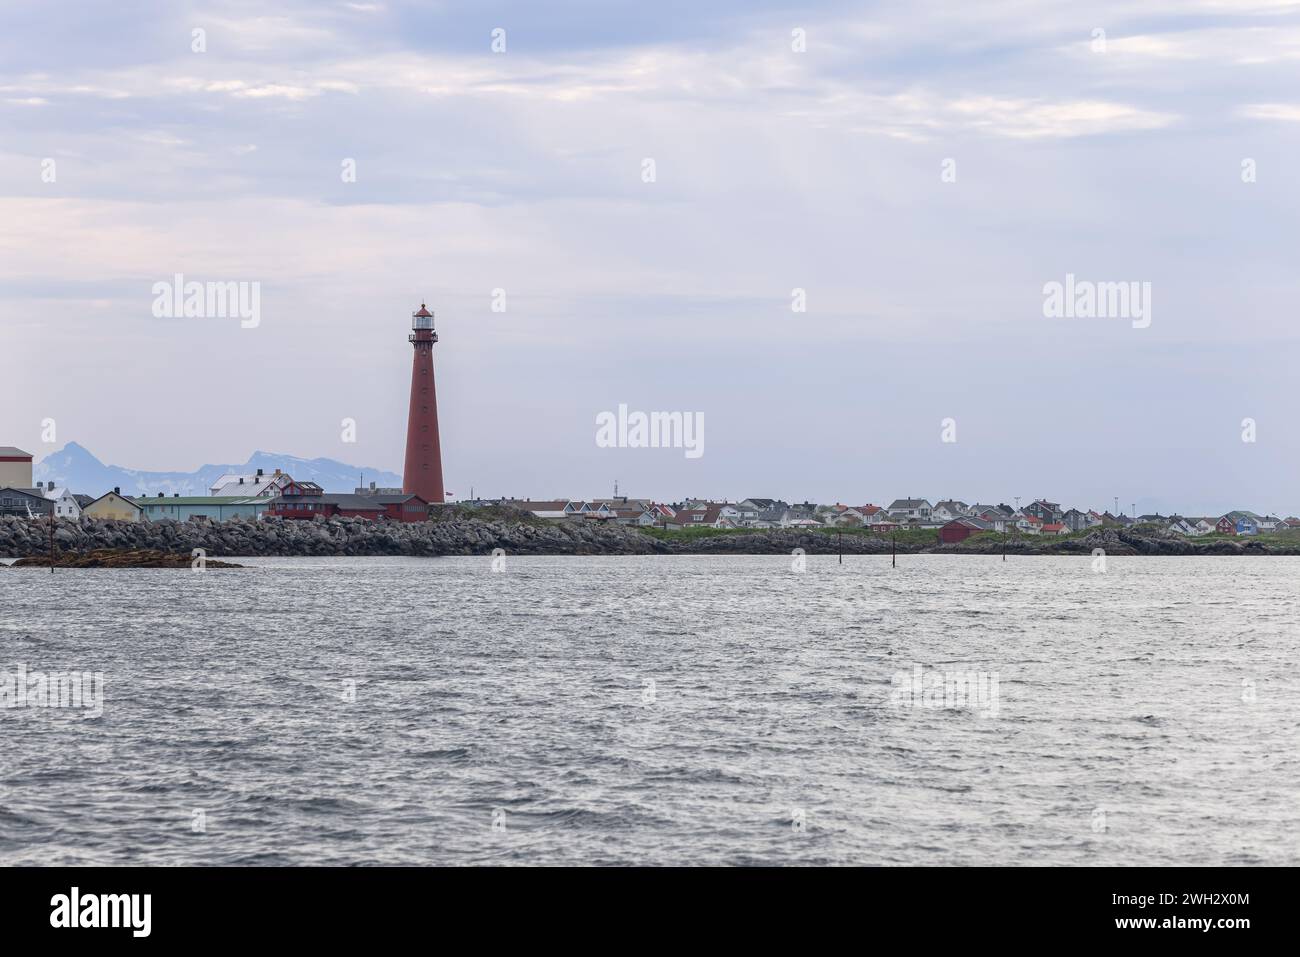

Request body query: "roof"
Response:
[673, 504, 724, 523]
[413, 303, 433, 318]
[84, 491, 143, 512]
[211, 473, 297, 497]
[888, 498, 930, 509]
[370, 493, 426, 505]
[0, 447, 33, 458]
[944, 517, 991, 530]
[275, 493, 384, 509]
[0, 486, 47, 501]
[133, 496, 267, 507]
[1041, 523, 1066, 532]
[935, 500, 967, 510]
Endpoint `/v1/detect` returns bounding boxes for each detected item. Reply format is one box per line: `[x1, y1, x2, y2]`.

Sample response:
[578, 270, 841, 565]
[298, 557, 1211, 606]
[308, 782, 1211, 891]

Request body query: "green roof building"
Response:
[129, 496, 271, 523]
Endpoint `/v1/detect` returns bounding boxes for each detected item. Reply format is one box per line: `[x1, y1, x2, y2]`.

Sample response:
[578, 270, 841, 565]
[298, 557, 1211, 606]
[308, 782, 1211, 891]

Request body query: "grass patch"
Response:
[637, 525, 756, 540]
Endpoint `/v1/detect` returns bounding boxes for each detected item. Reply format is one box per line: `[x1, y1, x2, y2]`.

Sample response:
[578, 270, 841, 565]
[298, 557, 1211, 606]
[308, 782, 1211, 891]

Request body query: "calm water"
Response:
[1, 554, 1297, 866]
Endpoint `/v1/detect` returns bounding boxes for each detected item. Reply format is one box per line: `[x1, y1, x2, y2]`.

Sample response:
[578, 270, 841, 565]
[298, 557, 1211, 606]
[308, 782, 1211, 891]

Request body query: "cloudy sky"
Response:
[3, 0, 1299, 513]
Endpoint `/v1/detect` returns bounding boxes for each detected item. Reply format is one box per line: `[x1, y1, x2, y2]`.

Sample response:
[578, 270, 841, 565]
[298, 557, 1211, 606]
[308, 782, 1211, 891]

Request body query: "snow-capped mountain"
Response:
[33, 442, 403, 496]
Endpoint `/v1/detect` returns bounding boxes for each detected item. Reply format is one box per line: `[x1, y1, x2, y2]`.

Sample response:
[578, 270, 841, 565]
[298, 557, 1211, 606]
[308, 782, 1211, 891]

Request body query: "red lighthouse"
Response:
[403, 303, 445, 504]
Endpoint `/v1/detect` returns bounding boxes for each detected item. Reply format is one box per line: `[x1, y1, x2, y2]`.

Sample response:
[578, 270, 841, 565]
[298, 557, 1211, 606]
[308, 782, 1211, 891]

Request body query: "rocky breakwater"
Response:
[946, 524, 1299, 556]
[3, 513, 1297, 561]
[0, 511, 671, 560]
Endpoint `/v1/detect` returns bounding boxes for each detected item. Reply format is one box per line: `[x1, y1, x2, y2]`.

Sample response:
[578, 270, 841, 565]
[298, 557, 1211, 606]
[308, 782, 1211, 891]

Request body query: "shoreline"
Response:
[3, 513, 1299, 562]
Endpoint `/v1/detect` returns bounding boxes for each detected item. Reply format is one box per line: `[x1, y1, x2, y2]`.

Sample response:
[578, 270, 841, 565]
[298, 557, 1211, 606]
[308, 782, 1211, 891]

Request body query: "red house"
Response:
[939, 518, 991, 544]
[1215, 516, 1236, 535]
[267, 492, 429, 522]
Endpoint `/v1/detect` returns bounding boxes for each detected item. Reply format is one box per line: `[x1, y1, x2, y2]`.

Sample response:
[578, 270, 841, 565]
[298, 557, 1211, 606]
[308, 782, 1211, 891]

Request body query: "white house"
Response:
[45, 486, 82, 519]
[720, 503, 755, 525]
[932, 500, 967, 522]
[830, 506, 867, 526]
[211, 470, 295, 498]
[887, 498, 933, 520]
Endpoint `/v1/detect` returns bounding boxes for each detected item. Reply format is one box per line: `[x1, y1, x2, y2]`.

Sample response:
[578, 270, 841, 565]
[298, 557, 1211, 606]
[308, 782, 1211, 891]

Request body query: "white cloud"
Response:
[1239, 102, 1300, 120]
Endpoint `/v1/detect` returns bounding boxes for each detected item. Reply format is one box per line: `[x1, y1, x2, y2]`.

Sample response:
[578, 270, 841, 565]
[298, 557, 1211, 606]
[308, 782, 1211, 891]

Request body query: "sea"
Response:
[1, 554, 1296, 865]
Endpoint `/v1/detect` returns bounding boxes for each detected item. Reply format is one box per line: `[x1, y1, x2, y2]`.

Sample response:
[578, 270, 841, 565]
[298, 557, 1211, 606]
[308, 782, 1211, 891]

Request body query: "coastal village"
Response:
[500, 497, 1300, 542]
[2, 446, 1295, 542]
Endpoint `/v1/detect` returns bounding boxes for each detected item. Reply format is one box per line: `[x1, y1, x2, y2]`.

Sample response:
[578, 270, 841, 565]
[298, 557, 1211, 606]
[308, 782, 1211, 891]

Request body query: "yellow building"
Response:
[82, 490, 144, 523]
[0, 447, 33, 488]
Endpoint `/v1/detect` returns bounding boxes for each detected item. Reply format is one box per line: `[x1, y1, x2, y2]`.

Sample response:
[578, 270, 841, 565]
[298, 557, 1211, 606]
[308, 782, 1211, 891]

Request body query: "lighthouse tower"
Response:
[403, 303, 445, 504]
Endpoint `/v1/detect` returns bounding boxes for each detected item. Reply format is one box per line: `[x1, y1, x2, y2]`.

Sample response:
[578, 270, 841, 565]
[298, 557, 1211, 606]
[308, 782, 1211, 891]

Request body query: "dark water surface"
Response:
[1, 554, 1296, 865]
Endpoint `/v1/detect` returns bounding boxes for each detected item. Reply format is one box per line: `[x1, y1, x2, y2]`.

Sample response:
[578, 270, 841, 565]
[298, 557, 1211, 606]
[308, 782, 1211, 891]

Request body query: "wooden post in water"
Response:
[892, 532, 896, 568]
[838, 530, 842, 564]
[48, 508, 55, 573]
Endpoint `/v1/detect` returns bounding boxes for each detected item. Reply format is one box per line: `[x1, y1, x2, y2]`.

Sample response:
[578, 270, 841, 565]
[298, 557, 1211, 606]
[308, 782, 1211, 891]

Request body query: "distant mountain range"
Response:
[33, 442, 403, 496]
